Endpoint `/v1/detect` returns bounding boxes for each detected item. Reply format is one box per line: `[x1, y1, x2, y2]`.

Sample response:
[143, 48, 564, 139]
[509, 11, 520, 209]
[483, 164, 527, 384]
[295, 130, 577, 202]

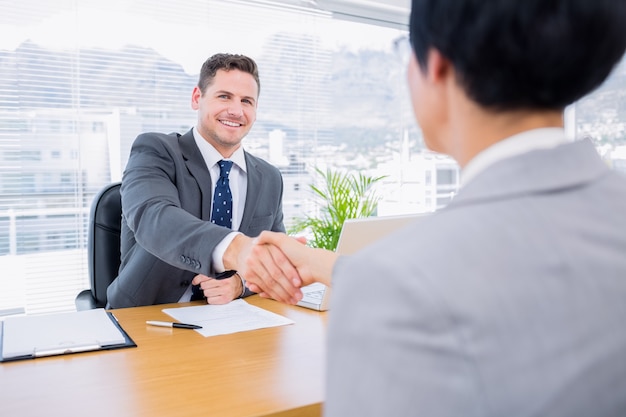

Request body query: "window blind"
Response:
[2, 1, 623, 315]
[0, 0, 338, 314]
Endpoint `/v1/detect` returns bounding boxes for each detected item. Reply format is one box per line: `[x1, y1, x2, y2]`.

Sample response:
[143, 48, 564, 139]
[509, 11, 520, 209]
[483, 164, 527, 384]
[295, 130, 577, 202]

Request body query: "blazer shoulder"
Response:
[130, 131, 178, 149]
[134, 131, 182, 143]
[244, 151, 281, 174]
[131, 131, 188, 156]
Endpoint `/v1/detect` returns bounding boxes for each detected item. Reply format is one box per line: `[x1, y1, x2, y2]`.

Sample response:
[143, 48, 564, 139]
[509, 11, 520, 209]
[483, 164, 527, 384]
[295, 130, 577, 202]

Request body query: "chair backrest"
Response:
[87, 182, 122, 307]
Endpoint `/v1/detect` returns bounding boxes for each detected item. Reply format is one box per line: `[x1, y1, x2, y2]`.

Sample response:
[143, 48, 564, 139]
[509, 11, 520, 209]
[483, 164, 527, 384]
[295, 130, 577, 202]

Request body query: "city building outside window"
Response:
[0, 0, 623, 315]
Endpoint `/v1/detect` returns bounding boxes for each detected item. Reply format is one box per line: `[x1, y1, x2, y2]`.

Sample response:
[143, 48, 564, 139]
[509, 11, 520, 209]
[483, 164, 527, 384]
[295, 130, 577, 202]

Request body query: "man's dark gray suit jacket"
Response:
[106, 129, 285, 308]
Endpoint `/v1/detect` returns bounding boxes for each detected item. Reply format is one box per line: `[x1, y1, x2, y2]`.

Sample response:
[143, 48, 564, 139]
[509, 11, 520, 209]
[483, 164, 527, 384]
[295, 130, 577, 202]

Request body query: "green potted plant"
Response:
[289, 167, 386, 250]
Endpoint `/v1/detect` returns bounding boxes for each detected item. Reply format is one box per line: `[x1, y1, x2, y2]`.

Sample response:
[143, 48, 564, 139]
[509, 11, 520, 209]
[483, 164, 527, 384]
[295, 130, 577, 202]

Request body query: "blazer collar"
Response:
[239, 152, 263, 231]
[179, 129, 213, 219]
[180, 129, 265, 228]
[448, 139, 610, 209]
[180, 128, 209, 176]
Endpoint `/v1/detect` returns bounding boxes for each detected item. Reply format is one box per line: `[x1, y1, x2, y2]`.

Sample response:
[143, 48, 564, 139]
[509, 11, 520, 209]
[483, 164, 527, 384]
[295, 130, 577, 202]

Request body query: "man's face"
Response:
[192, 68, 259, 157]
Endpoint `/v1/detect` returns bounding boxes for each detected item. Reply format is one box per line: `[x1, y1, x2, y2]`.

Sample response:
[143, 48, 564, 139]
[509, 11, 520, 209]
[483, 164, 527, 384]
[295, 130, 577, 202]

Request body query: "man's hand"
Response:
[244, 237, 306, 304]
[192, 274, 242, 304]
[244, 231, 337, 304]
[224, 233, 305, 305]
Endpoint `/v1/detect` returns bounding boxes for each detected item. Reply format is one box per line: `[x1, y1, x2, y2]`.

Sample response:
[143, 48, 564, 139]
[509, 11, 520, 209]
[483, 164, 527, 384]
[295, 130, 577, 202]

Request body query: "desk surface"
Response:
[0, 297, 327, 417]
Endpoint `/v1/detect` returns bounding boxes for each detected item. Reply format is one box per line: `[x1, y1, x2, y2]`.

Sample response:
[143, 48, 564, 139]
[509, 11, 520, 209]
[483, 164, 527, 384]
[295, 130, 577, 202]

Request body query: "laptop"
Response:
[296, 213, 425, 311]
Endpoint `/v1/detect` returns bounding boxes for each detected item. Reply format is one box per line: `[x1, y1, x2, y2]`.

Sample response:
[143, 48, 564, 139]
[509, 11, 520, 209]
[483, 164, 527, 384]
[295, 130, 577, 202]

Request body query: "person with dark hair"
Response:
[244, 1, 626, 415]
[106, 53, 285, 308]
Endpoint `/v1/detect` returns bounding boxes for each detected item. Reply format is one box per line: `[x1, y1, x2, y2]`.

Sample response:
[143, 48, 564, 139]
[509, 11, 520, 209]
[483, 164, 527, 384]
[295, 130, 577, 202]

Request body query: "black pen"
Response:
[146, 320, 202, 330]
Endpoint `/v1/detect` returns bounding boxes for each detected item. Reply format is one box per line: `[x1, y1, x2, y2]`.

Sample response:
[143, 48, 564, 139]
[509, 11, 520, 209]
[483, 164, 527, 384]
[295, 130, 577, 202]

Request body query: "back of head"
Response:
[409, 0, 626, 111]
[198, 53, 260, 95]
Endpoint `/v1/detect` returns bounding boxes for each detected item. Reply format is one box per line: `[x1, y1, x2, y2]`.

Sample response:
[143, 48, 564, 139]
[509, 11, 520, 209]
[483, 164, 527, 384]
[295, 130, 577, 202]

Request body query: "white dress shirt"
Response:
[178, 127, 248, 302]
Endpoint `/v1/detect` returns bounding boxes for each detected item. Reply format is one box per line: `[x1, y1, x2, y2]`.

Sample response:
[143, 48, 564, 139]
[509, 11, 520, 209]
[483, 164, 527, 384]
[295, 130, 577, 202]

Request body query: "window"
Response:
[436, 169, 455, 186]
[0, 0, 411, 314]
[1, 0, 624, 315]
[568, 55, 626, 167]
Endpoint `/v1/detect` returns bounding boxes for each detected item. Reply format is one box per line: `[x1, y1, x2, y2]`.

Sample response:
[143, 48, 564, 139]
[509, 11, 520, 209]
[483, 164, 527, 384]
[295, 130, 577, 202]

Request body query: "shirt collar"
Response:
[192, 127, 247, 173]
[461, 127, 569, 187]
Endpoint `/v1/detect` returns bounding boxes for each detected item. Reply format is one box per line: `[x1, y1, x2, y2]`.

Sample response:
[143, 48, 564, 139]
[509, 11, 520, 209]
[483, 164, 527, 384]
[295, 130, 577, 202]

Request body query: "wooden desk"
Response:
[0, 297, 327, 417]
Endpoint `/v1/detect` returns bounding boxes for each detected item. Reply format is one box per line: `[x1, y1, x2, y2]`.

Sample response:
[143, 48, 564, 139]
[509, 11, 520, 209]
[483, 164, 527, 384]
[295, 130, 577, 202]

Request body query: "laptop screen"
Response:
[335, 214, 425, 255]
[297, 213, 425, 311]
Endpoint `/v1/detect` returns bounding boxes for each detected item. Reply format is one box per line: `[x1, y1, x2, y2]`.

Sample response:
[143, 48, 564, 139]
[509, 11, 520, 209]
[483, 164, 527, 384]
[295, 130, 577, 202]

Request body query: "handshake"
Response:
[239, 231, 338, 305]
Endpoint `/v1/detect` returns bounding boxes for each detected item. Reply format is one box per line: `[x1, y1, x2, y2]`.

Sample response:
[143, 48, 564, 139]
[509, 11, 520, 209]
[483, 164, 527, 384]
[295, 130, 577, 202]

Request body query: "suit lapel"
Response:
[179, 129, 213, 220]
[239, 152, 263, 232]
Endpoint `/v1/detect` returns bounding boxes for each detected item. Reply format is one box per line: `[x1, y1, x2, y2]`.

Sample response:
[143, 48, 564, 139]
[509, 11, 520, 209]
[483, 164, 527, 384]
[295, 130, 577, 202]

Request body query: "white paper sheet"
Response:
[162, 299, 294, 337]
[2, 308, 127, 358]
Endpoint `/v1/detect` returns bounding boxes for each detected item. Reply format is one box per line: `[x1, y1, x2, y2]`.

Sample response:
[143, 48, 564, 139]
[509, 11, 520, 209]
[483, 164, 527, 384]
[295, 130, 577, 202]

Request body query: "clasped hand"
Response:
[241, 231, 337, 305]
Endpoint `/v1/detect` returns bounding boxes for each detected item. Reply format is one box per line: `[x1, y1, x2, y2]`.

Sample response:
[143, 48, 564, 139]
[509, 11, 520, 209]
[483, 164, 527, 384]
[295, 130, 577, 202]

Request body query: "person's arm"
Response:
[191, 231, 288, 304]
[122, 133, 230, 276]
[242, 231, 338, 304]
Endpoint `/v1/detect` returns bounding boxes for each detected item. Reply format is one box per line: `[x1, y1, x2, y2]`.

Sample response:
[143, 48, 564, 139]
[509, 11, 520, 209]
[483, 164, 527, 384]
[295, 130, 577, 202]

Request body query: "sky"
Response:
[0, 0, 405, 74]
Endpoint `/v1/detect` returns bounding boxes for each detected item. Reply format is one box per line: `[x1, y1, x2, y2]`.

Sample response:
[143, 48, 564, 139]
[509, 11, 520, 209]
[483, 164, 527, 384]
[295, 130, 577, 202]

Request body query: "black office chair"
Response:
[75, 182, 122, 310]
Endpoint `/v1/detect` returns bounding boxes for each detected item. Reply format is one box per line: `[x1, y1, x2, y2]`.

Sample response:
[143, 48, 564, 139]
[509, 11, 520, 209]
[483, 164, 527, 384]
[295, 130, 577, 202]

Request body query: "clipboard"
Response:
[0, 308, 136, 362]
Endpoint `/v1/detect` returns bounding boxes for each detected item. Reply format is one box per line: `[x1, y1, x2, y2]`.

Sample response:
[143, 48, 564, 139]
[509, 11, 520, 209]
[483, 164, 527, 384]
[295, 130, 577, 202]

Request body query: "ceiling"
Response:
[315, 0, 410, 28]
[272, 0, 411, 29]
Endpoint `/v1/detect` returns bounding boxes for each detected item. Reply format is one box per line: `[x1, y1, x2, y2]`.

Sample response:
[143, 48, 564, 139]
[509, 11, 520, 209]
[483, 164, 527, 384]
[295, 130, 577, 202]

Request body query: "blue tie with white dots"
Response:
[211, 160, 233, 229]
[191, 159, 234, 301]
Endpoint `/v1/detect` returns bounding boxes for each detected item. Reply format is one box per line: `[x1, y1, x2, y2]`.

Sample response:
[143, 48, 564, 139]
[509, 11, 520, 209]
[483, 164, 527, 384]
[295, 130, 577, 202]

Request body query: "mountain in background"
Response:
[1, 40, 624, 148]
[0, 39, 417, 152]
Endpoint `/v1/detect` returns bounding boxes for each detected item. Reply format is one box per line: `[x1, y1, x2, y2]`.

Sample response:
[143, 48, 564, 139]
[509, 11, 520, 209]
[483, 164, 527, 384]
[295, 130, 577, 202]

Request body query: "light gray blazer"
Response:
[326, 139, 626, 417]
[106, 129, 285, 308]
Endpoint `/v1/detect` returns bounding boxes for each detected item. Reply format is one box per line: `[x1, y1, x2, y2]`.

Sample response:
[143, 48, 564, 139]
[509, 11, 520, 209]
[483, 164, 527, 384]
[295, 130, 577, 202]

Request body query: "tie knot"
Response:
[218, 160, 233, 179]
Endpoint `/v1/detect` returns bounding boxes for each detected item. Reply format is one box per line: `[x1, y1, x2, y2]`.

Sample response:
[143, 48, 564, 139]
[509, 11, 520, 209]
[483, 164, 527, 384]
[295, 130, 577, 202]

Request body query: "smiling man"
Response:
[106, 53, 286, 309]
